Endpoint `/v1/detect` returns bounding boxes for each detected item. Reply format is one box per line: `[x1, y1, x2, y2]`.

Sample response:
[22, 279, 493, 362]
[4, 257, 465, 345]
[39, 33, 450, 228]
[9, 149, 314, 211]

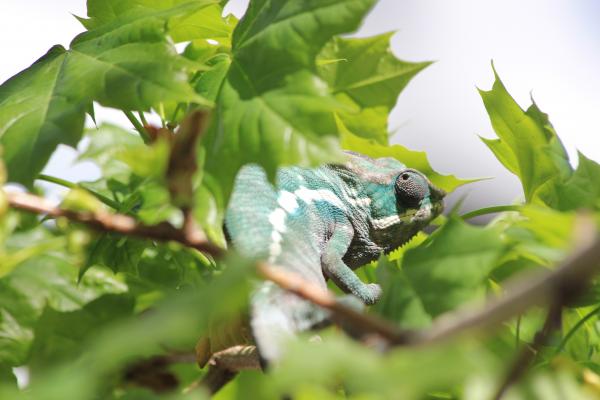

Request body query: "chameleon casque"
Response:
[200, 152, 445, 367]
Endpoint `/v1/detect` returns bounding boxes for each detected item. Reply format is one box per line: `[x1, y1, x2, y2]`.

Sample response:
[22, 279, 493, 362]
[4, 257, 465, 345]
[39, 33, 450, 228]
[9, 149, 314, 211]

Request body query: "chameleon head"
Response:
[366, 166, 445, 253]
[394, 169, 445, 225]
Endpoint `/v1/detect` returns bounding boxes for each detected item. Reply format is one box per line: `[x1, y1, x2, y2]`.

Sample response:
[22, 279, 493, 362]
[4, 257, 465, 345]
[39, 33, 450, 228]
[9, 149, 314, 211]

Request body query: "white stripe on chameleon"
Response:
[268, 230, 283, 263]
[349, 197, 371, 207]
[268, 208, 287, 232]
[267, 208, 287, 263]
[371, 215, 402, 229]
[268, 187, 345, 263]
[277, 191, 299, 213]
[344, 187, 371, 208]
[294, 186, 347, 210]
[267, 186, 361, 262]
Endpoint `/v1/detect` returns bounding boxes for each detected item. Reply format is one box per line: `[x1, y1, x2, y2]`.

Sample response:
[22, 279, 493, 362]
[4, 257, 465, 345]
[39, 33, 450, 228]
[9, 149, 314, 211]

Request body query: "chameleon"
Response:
[199, 152, 445, 367]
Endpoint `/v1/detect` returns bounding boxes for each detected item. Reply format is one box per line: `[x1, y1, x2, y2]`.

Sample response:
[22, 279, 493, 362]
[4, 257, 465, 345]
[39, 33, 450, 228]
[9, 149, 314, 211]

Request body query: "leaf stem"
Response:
[554, 305, 600, 355]
[38, 173, 75, 188]
[37, 174, 121, 210]
[461, 205, 521, 220]
[138, 111, 148, 127]
[170, 103, 184, 123]
[515, 315, 521, 349]
[124, 110, 150, 143]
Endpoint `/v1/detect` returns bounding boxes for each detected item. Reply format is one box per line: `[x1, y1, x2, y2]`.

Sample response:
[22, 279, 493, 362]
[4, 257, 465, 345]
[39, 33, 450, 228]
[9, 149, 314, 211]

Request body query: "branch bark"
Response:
[6, 190, 224, 257]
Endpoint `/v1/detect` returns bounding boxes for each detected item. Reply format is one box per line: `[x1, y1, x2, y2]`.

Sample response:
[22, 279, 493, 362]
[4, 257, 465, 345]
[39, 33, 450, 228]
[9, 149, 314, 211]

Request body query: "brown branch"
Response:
[6, 191, 224, 257]
[493, 302, 563, 400]
[191, 346, 259, 395]
[256, 262, 410, 344]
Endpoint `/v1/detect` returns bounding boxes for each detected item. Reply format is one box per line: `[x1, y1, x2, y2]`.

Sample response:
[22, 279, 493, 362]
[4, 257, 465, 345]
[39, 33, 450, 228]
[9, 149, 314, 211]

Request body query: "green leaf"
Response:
[232, 0, 376, 86]
[28, 295, 135, 369]
[0, 365, 16, 388]
[69, 15, 208, 110]
[84, 0, 234, 44]
[0, 3, 210, 185]
[340, 127, 473, 193]
[205, 70, 343, 186]
[479, 67, 572, 204]
[85, 234, 148, 276]
[318, 33, 431, 143]
[0, 250, 126, 366]
[403, 217, 506, 317]
[274, 332, 497, 399]
[373, 256, 431, 329]
[554, 152, 600, 211]
[0, 46, 87, 186]
[201, 0, 377, 201]
[78, 124, 180, 223]
[192, 53, 231, 102]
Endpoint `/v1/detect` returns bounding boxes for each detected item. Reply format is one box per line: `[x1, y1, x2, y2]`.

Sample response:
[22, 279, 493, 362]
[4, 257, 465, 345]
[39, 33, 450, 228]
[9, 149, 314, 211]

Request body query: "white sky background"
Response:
[1, 0, 600, 214]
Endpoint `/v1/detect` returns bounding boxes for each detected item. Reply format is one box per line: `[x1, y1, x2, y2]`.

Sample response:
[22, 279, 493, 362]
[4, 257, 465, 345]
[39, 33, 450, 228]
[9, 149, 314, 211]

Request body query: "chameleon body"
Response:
[221, 152, 445, 364]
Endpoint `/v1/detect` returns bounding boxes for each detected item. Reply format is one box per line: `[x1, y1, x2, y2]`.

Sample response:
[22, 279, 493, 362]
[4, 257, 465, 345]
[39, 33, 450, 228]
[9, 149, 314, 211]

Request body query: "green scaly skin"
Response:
[225, 152, 445, 365]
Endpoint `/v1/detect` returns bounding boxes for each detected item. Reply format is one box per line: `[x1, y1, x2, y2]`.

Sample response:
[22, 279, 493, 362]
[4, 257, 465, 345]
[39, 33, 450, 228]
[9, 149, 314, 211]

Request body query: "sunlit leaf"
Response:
[202, 0, 378, 202]
[318, 33, 431, 143]
[479, 66, 572, 204]
[0, 4, 208, 185]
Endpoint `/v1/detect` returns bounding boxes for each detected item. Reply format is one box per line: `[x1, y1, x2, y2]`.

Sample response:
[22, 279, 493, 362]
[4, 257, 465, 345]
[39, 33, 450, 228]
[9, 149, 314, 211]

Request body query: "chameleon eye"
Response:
[395, 171, 428, 208]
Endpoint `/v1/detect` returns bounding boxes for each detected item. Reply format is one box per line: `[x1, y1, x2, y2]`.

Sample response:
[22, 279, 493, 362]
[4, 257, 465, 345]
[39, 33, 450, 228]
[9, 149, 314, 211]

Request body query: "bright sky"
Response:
[1, 0, 599, 213]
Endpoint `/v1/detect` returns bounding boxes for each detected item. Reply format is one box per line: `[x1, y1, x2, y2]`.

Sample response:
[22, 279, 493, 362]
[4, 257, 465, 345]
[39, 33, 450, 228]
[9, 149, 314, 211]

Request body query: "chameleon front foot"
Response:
[357, 283, 382, 305]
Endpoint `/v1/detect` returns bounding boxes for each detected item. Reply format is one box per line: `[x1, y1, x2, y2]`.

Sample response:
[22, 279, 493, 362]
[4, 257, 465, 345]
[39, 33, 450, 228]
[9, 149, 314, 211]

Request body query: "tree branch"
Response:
[189, 346, 259, 395]
[6, 190, 224, 257]
[493, 302, 563, 400]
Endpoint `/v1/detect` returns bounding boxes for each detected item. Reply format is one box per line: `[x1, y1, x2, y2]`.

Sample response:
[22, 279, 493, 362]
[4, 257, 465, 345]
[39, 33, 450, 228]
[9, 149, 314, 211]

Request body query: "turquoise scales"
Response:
[224, 152, 445, 364]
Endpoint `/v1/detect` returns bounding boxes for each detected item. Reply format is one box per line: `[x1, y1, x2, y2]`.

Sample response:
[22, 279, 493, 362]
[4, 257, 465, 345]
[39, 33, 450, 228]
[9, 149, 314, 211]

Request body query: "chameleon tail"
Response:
[250, 282, 328, 368]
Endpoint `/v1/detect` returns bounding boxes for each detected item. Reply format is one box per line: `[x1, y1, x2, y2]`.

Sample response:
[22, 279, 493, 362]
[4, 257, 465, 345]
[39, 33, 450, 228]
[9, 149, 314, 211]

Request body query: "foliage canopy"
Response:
[1, 1, 600, 399]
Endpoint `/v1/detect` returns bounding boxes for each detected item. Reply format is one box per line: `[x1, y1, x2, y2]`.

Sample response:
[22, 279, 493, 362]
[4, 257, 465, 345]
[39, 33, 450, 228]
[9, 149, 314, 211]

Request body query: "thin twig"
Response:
[256, 262, 409, 343]
[124, 110, 150, 143]
[555, 304, 600, 356]
[37, 174, 122, 210]
[493, 302, 563, 400]
[6, 190, 223, 257]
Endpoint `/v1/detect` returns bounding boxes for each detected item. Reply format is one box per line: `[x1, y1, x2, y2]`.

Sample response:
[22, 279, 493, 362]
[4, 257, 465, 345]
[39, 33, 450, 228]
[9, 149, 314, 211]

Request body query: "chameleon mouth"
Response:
[402, 201, 443, 224]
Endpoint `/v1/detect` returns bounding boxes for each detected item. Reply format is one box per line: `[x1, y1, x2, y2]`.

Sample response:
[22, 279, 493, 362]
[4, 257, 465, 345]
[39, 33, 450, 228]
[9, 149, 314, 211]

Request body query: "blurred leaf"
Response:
[0, 365, 16, 387]
[192, 53, 231, 103]
[403, 217, 506, 317]
[61, 188, 107, 213]
[119, 137, 170, 180]
[79, 124, 180, 223]
[373, 256, 431, 329]
[0, 250, 126, 366]
[29, 295, 135, 369]
[274, 332, 498, 399]
[318, 33, 431, 143]
[554, 152, 600, 211]
[85, 234, 148, 276]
